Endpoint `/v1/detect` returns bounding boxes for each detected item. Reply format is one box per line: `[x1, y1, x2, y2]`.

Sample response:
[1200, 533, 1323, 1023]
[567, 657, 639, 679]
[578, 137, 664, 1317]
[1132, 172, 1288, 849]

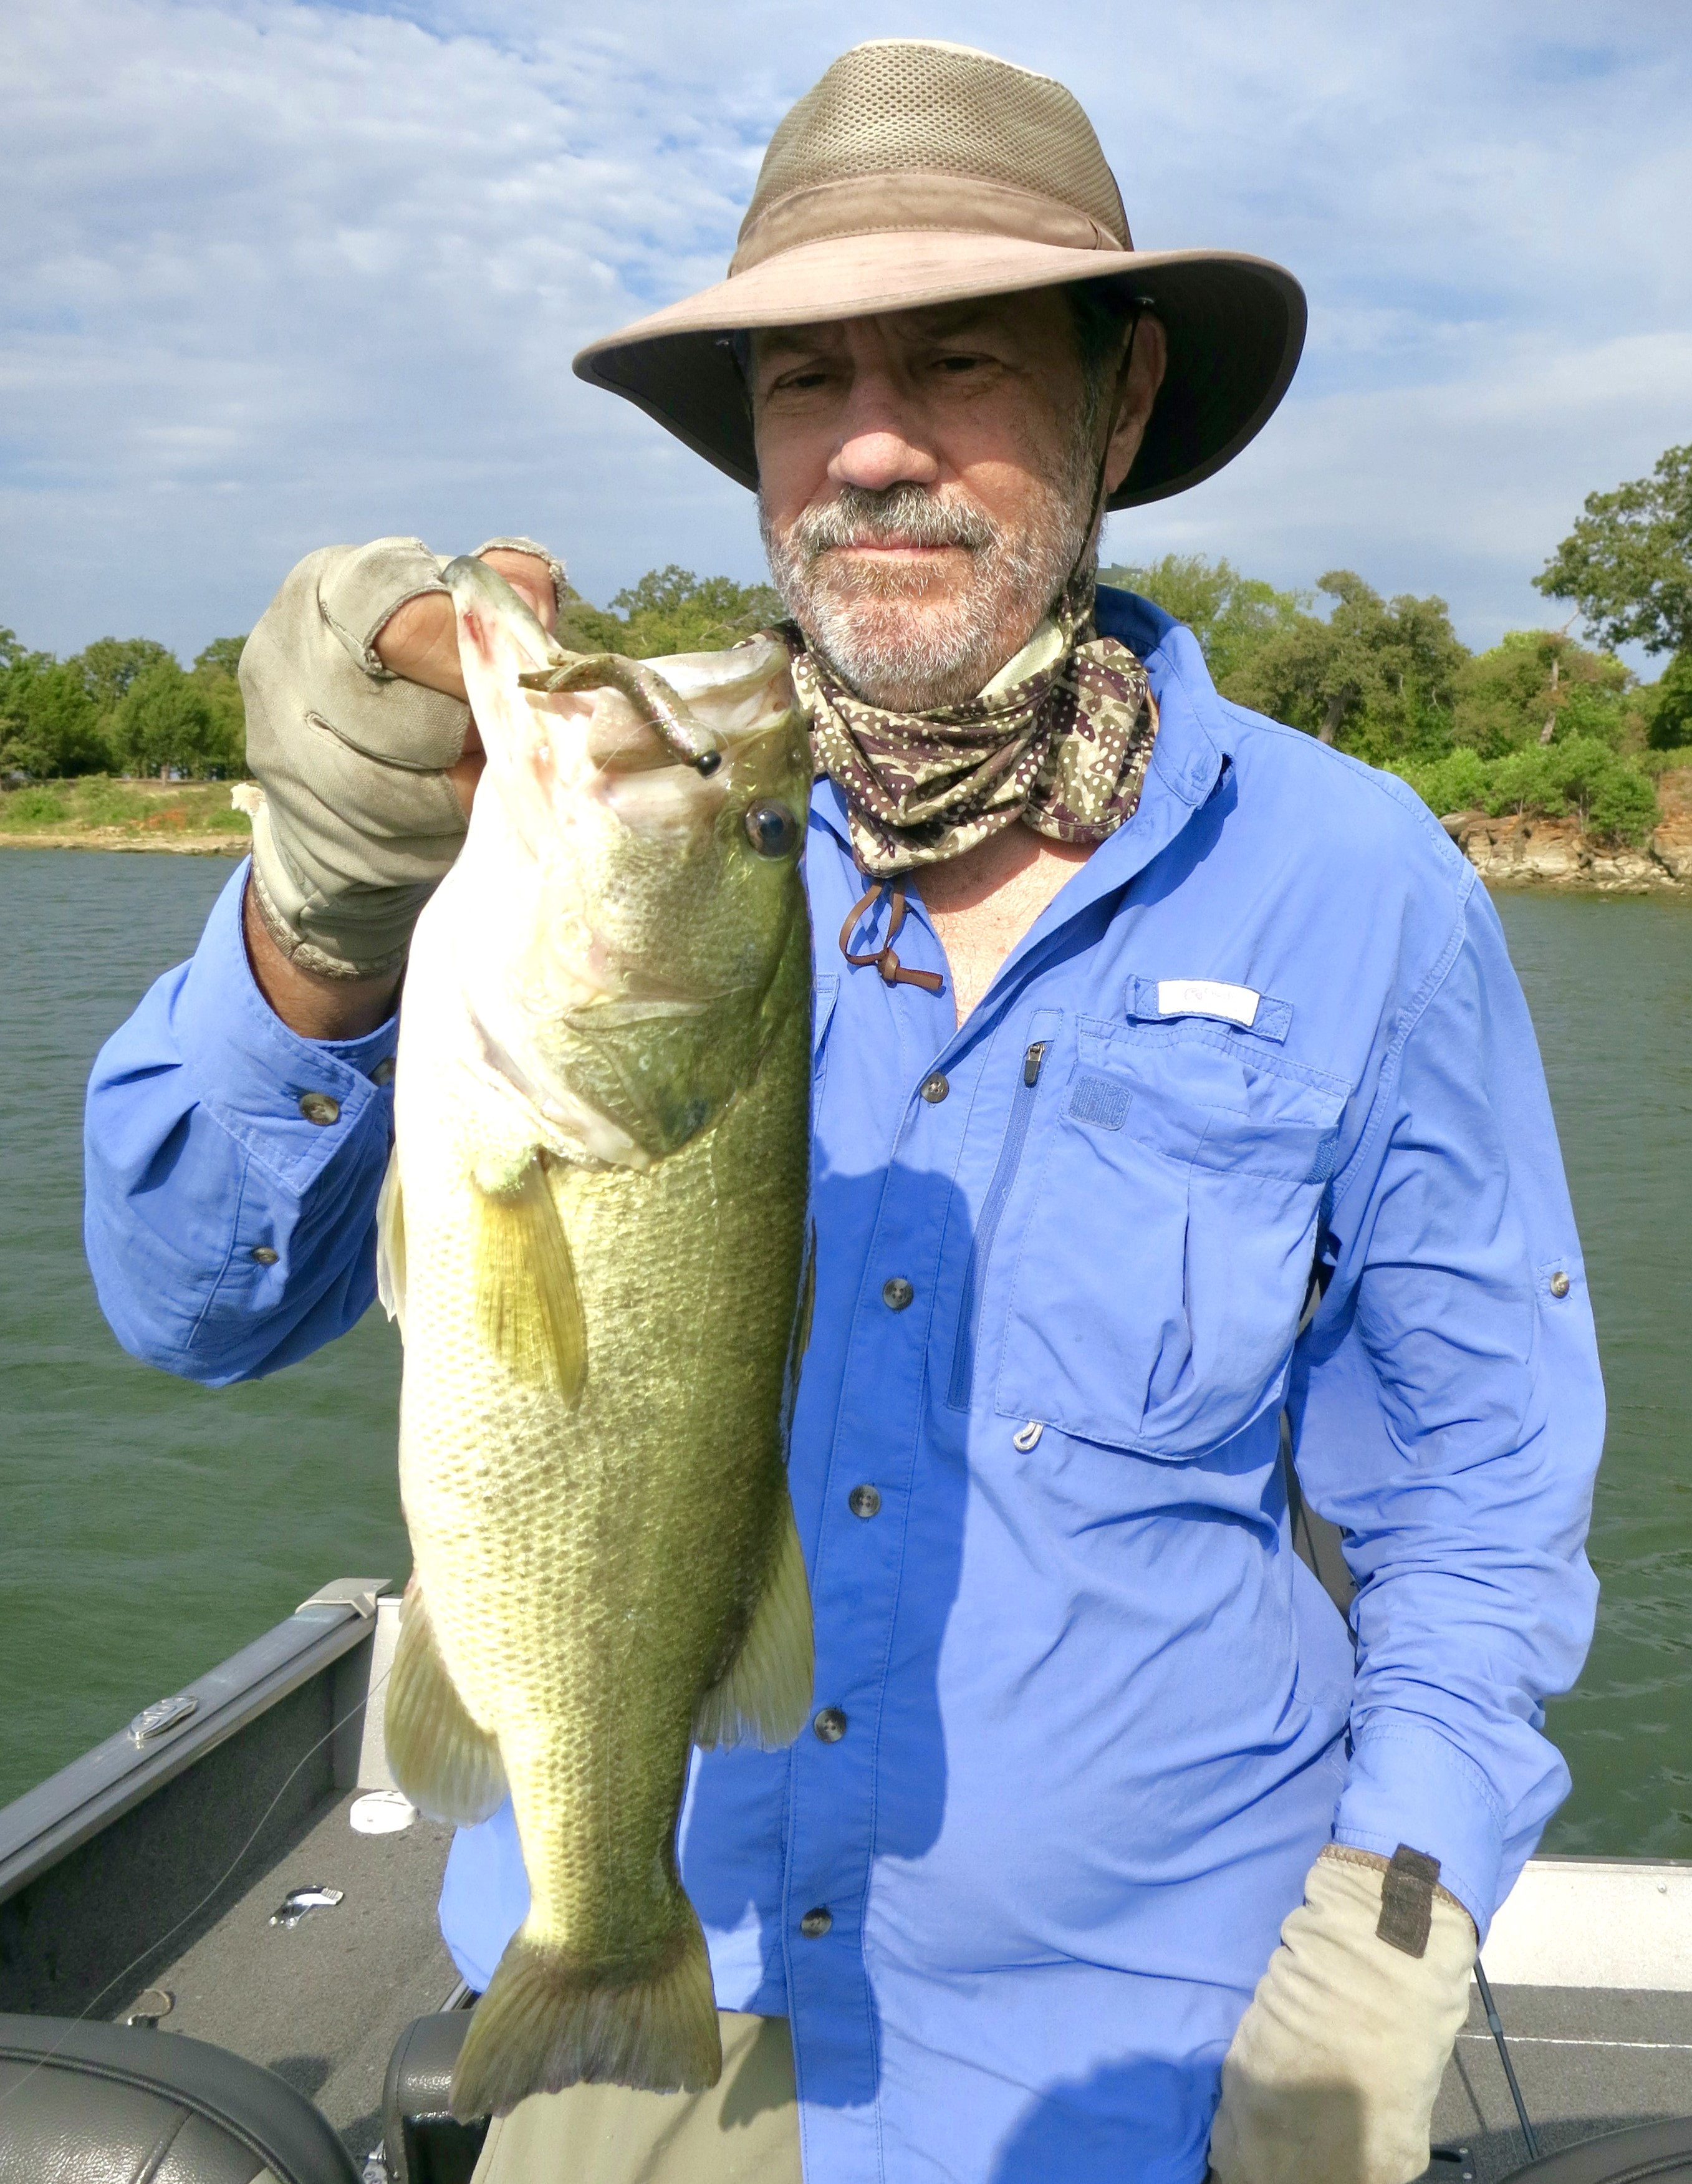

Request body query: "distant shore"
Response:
[0, 779, 250, 857]
[5, 769, 1691, 892]
[1443, 765, 1692, 894]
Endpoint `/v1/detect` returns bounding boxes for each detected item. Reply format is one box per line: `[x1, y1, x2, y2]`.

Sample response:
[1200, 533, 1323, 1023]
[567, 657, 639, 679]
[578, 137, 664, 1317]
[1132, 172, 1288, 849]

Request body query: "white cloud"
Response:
[1, 0, 1688, 661]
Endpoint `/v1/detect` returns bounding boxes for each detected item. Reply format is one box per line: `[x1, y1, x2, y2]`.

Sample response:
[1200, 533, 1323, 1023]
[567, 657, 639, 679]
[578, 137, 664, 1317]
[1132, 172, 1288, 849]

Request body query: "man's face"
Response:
[752, 291, 1162, 713]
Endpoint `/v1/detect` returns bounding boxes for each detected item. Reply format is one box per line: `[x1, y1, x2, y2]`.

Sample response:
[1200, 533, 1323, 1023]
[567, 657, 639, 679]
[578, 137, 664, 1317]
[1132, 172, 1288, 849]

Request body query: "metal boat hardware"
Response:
[125, 1693, 198, 1748]
[122, 1988, 174, 2028]
[268, 1883, 345, 1928]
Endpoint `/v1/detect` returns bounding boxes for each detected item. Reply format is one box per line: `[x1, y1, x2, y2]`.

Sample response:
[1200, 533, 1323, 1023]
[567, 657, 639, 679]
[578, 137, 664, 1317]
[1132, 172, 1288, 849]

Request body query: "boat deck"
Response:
[1433, 1984, 1692, 2178]
[112, 1786, 459, 2162]
[6, 1586, 1692, 2180]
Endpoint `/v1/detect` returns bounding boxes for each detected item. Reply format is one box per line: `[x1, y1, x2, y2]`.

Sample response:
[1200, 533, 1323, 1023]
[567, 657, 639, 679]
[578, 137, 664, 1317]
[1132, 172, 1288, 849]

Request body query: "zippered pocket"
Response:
[811, 975, 840, 1118]
[948, 1009, 1061, 1410]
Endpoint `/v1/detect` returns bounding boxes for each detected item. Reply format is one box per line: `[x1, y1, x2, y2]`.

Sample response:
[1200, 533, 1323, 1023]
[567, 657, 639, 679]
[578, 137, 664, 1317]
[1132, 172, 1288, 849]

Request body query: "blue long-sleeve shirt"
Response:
[85, 589, 1602, 2184]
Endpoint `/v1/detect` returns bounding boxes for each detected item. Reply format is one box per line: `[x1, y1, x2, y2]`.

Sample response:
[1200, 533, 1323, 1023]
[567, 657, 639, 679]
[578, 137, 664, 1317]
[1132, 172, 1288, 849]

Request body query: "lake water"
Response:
[0, 850, 1688, 1855]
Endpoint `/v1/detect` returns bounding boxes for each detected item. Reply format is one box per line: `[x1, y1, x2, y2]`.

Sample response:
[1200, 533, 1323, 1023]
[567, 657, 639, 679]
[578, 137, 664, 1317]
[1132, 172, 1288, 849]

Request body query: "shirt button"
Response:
[882, 1276, 914, 1312]
[813, 1706, 847, 1743]
[251, 1246, 279, 1266]
[920, 1072, 949, 1104]
[848, 1484, 882, 1519]
[371, 1058, 396, 1087]
[799, 1907, 832, 1938]
[1549, 1271, 1571, 1298]
[298, 1092, 341, 1126]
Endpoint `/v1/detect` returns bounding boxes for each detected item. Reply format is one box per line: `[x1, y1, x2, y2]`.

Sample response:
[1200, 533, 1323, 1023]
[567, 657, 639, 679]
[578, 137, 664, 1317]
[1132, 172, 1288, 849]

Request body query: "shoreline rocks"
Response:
[0, 830, 244, 857]
[1441, 767, 1692, 894]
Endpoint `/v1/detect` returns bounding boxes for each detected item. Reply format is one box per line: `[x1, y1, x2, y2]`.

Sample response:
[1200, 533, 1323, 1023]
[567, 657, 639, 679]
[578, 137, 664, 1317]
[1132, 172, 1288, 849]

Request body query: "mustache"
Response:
[787, 485, 998, 560]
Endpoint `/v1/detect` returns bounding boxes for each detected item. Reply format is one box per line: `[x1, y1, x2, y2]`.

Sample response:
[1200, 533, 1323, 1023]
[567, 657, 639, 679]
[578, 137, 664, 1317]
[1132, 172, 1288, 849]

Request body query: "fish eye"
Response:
[743, 801, 799, 858]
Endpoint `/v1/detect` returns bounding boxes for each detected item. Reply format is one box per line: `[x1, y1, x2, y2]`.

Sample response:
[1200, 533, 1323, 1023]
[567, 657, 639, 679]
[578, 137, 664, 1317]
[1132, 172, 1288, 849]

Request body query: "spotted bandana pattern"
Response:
[790, 580, 1158, 878]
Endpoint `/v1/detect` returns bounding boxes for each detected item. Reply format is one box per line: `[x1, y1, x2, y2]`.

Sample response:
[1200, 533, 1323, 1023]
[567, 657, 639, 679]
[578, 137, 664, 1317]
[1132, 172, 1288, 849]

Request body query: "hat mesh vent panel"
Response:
[745, 41, 1128, 244]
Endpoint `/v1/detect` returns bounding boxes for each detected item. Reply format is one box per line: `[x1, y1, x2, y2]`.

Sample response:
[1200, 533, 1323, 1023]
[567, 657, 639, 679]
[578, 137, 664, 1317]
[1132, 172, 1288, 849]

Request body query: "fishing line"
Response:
[0, 1657, 397, 2115]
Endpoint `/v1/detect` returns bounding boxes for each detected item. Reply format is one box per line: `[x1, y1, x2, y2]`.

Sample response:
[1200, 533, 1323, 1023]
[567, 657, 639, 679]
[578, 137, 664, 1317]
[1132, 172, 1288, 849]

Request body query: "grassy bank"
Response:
[0, 778, 251, 854]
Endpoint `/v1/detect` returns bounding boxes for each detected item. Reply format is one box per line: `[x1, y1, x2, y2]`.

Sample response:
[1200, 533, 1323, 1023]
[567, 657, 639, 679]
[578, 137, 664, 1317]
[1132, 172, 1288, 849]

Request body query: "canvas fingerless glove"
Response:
[1209, 1845, 1476, 2184]
[240, 534, 564, 982]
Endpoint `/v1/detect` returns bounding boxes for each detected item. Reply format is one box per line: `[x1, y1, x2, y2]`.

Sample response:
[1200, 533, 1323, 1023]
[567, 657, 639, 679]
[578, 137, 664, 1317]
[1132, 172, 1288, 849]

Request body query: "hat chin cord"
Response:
[1062, 296, 1151, 607]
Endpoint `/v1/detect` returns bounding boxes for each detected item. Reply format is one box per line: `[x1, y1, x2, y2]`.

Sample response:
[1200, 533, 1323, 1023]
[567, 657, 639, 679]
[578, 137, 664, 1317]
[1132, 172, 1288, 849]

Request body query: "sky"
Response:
[2, 0, 1688, 665]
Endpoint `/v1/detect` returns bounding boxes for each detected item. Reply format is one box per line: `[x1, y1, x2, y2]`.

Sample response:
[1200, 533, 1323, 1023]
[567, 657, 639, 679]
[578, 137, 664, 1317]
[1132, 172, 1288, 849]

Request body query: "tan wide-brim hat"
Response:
[573, 39, 1306, 512]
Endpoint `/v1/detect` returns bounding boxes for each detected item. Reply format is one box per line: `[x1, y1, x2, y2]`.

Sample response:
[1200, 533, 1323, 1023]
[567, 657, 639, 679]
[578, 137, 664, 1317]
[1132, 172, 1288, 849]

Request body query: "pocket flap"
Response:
[1125, 974, 1292, 1044]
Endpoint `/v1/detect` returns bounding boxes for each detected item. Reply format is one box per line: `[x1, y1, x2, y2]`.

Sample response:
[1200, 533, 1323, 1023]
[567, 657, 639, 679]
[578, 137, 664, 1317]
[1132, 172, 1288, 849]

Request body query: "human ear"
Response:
[1103, 315, 1167, 497]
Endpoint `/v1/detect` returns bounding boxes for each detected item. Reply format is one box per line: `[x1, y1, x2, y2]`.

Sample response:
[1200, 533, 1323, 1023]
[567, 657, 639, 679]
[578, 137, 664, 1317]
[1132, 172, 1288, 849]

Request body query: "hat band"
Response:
[729, 171, 1131, 276]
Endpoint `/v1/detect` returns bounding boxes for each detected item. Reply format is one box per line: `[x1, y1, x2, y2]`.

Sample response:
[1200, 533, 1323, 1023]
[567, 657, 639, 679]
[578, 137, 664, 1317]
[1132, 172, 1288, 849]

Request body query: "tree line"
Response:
[5, 443, 1688, 844]
[0, 631, 247, 783]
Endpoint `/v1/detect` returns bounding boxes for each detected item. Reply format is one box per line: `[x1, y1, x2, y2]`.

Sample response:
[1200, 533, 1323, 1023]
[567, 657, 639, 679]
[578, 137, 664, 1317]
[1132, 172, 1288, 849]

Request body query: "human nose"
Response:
[827, 370, 941, 494]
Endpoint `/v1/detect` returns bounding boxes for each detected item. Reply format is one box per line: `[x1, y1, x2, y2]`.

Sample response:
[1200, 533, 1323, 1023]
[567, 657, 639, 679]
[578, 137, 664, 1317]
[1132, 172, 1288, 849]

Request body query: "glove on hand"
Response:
[240, 534, 564, 981]
[1208, 1846, 1476, 2184]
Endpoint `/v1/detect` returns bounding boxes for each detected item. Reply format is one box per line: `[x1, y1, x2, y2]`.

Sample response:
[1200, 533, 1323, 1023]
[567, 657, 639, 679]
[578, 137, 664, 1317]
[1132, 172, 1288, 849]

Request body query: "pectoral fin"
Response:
[473, 1155, 587, 1400]
[375, 1150, 406, 1331]
[693, 1493, 813, 1751]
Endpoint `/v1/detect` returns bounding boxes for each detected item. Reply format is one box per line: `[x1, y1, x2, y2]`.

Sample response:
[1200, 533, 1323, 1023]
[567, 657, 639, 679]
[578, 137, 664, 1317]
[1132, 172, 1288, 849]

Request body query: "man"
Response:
[85, 39, 1602, 2184]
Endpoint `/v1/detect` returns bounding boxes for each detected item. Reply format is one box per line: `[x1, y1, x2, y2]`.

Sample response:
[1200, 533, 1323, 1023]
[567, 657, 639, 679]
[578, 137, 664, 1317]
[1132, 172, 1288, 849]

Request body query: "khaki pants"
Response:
[471, 2013, 801, 2184]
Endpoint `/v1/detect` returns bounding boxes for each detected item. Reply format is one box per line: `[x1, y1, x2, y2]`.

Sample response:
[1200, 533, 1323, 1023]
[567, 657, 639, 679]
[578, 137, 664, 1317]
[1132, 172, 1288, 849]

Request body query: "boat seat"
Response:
[382, 2013, 488, 2184]
[0, 2014, 358, 2184]
[1503, 2118, 1692, 2181]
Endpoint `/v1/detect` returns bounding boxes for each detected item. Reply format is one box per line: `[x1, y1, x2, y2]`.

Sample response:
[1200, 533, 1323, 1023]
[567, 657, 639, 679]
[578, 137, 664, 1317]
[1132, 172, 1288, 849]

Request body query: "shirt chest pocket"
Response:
[992, 1019, 1348, 1459]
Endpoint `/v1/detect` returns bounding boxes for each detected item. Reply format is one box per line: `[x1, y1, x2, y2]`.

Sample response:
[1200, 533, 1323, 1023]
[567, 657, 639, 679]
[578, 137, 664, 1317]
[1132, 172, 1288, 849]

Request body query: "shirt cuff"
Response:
[176, 860, 399, 1196]
[1334, 1721, 1505, 1938]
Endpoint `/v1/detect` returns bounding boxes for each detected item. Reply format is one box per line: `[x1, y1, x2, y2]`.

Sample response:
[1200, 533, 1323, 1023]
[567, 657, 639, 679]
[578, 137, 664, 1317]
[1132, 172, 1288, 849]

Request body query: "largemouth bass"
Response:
[378, 559, 814, 2119]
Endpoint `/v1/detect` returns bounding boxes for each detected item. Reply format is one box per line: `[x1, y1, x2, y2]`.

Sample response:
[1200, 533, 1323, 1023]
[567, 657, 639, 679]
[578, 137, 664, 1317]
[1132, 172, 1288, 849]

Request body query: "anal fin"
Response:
[384, 1583, 507, 1825]
[694, 1493, 814, 1751]
[473, 1154, 587, 1400]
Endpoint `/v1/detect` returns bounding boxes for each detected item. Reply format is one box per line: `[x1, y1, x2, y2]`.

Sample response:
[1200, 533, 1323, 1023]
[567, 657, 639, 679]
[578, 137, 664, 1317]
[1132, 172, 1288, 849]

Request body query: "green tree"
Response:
[190, 637, 249, 775]
[1219, 571, 1468, 763]
[554, 589, 635, 657]
[610, 567, 785, 658]
[1398, 736, 1658, 844]
[109, 659, 219, 777]
[1453, 630, 1640, 758]
[1099, 554, 1308, 684]
[1404, 745, 1491, 819]
[193, 636, 246, 679]
[69, 637, 177, 716]
[1643, 650, 1692, 751]
[1484, 737, 1658, 843]
[0, 653, 112, 777]
[1536, 443, 1692, 658]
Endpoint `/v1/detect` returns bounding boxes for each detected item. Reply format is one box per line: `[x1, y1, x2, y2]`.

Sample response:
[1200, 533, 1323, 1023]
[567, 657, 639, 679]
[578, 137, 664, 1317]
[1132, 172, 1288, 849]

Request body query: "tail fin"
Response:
[450, 1918, 721, 2119]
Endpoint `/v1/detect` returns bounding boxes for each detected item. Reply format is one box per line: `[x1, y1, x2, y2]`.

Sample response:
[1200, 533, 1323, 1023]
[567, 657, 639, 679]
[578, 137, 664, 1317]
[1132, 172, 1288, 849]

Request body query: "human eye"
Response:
[926, 346, 1004, 385]
[763, 357, 840, 400]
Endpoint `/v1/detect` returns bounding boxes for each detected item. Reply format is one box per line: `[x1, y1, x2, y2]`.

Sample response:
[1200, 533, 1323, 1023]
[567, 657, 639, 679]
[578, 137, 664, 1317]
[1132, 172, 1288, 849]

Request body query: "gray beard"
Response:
[759, 435, 1100, 714]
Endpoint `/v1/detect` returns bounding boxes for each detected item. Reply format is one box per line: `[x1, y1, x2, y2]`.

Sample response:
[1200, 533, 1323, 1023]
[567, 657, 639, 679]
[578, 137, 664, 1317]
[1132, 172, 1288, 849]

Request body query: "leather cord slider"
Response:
[839, 883, 946, 995]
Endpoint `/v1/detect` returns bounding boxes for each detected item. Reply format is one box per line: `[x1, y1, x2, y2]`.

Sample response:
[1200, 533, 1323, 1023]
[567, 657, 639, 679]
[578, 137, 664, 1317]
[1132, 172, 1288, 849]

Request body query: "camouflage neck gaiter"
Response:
[791, 578, 1159, 879]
